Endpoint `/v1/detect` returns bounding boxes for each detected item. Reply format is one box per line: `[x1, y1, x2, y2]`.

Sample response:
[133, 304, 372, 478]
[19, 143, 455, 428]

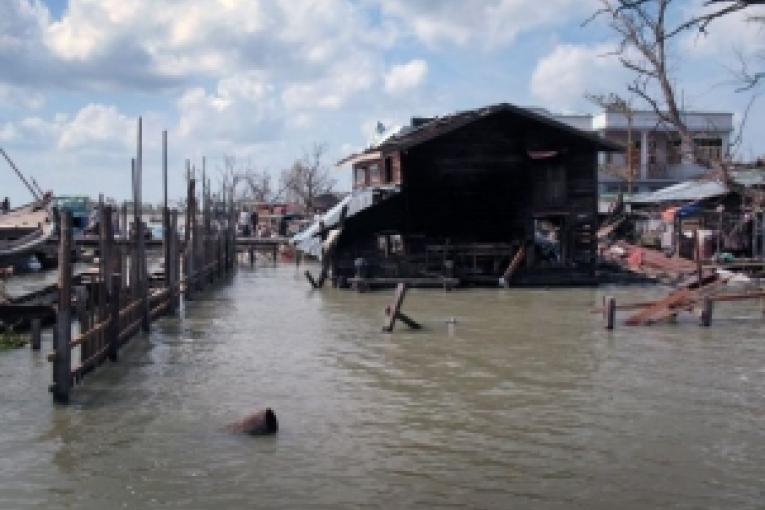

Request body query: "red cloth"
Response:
[627, 248, 644, 268]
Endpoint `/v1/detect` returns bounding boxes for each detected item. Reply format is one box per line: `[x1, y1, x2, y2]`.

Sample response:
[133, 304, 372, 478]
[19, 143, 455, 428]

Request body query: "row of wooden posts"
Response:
[599, 291, 765, 329]
[49, 119, 238, 403]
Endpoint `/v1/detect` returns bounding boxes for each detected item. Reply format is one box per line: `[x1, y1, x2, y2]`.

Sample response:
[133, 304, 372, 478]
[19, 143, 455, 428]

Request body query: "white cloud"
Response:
[57, 104, 133, 151]
[0, 103, 134, 152]
[380, 0, 592, 48]
[0, 84, 44, 110]
[680, 3, 765, 60]
[282, 53, 378, 110]
[177, 71, 280, 144]
[384, 60, 428, 95]
[530, 43, 628, 111]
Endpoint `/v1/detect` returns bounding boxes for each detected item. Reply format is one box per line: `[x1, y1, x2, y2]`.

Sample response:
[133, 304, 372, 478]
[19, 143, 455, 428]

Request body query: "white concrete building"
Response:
[554, 110, 734, 194]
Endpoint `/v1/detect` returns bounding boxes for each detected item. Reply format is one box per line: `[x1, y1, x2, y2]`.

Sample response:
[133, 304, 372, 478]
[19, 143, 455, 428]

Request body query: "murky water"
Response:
[1, 264, 764, 509]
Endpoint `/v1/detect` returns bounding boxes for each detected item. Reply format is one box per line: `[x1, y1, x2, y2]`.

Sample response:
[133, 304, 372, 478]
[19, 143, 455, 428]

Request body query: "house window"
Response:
[384, 157, 393, 183]
[668, 139, 682, 165]
[369, 163, 380, 184]
[354, 167, 367, 186]
[695, 137, 723, 163]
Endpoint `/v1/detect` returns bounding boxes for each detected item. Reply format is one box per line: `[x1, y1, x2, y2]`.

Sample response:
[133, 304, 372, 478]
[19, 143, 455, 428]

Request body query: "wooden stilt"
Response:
[30, 318, 41, 351]
[606, 295, 616, 330]
[700, 297, 713, 327]
[52, 211, 72, 403]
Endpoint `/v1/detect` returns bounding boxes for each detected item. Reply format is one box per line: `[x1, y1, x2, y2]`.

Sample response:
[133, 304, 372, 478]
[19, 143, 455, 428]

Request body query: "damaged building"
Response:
[294, 103, 621, 288]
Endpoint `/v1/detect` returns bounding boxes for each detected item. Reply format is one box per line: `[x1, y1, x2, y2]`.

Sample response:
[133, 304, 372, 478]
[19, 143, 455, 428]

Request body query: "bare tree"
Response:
[586, 92, 637, 191]
[240, 170, 276, 202]
[585, 0, 762, 164]
[280, 143, 336, 212]
[220, 154, 280, 203]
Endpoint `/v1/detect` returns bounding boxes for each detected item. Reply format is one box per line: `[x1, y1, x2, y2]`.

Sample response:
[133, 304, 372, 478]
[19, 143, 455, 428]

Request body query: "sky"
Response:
[1, 0, 763, 205]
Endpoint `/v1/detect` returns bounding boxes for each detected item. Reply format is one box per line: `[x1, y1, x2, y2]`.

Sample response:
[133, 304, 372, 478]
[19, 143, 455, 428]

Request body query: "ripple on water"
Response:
[1, 266, 764, 509]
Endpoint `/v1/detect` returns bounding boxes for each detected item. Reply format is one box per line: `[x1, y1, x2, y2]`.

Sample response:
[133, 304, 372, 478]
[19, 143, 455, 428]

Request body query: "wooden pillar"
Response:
[99, 204, 113, 355]
[605, 296, 616, 330]
[53, 211, 72, 404]
[30, 318, 41, 351]
[163, 130, 170, 292]
[700, 297, 713, 327]
[167, 210, 176, 310]
[108, 273, 121, 361]
[188, 177, 197, 293]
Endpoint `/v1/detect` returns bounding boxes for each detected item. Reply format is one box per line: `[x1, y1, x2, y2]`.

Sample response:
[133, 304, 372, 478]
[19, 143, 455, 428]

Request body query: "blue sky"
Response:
[1, 0, 763, 205]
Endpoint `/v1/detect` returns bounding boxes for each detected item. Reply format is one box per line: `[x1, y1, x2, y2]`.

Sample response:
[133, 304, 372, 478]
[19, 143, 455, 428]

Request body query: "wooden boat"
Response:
[0, 147, 57, 269]
[0, 198, 56, 268]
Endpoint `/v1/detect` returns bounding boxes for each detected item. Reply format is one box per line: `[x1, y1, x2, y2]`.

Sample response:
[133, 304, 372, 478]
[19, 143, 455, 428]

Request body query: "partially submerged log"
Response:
[227, 408, 279, 436]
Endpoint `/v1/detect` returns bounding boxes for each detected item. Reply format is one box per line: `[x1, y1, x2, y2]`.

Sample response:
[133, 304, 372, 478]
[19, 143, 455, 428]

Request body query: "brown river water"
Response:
[1, 263, 764, 509]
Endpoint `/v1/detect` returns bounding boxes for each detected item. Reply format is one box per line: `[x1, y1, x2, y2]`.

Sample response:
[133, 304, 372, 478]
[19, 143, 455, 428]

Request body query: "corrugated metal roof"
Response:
[291, 186, 400, 258]
[626, 170, 765, 204]
[627, 180, 728, 204]
[381, 103, 623, 152]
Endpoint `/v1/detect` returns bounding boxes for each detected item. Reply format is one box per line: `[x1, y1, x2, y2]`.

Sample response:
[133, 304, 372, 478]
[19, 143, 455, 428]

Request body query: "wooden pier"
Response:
[46, 120, 238, 404]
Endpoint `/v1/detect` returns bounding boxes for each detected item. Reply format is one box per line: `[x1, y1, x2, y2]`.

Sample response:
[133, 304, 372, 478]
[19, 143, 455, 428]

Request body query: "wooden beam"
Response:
[382, 283, 421, 332]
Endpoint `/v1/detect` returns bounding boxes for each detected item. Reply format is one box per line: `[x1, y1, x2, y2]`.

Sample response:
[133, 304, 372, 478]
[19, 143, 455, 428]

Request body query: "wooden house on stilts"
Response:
[296, 103, 622, 288]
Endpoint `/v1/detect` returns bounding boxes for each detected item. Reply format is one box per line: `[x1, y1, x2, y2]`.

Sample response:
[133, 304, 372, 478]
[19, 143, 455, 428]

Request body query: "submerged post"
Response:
[700, 296, 713, 327]
[605, 296, 616, 330]
[30, 318, 41, 351]
[52, 211, 73, 403]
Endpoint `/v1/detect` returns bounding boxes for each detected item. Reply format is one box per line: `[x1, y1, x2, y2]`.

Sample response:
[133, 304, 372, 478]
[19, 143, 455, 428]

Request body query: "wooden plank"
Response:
[383, 283, 409, 333]
[624, 287, 693, 326]
[396, 311, 422, 330]
[501, 244, 525, 284]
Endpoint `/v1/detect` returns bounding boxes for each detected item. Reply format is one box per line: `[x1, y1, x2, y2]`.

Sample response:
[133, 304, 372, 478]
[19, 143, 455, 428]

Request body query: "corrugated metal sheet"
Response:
[627, 180, 728, 204]
[626, 169, 765, 204]
[291, 186, 400, 259]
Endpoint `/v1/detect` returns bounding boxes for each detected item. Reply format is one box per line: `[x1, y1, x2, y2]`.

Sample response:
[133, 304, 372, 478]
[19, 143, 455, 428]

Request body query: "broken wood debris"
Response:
[382, 283, 422, 333]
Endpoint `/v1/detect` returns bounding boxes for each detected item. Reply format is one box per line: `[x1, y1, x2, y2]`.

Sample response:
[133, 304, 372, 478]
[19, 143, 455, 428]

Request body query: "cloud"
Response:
[680, 3, 765, 61]
[0, 0, 391, 93]
[177, 71, 281, 145]
[57, 104, 133, 151]
[379, 0, 591, 48]
[0, 83, 45, 110]
[282, 53, 378, 111]
[530, 43, 628, 111]
[384, 59, 428, 95]
[0, 103, 134, 152]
